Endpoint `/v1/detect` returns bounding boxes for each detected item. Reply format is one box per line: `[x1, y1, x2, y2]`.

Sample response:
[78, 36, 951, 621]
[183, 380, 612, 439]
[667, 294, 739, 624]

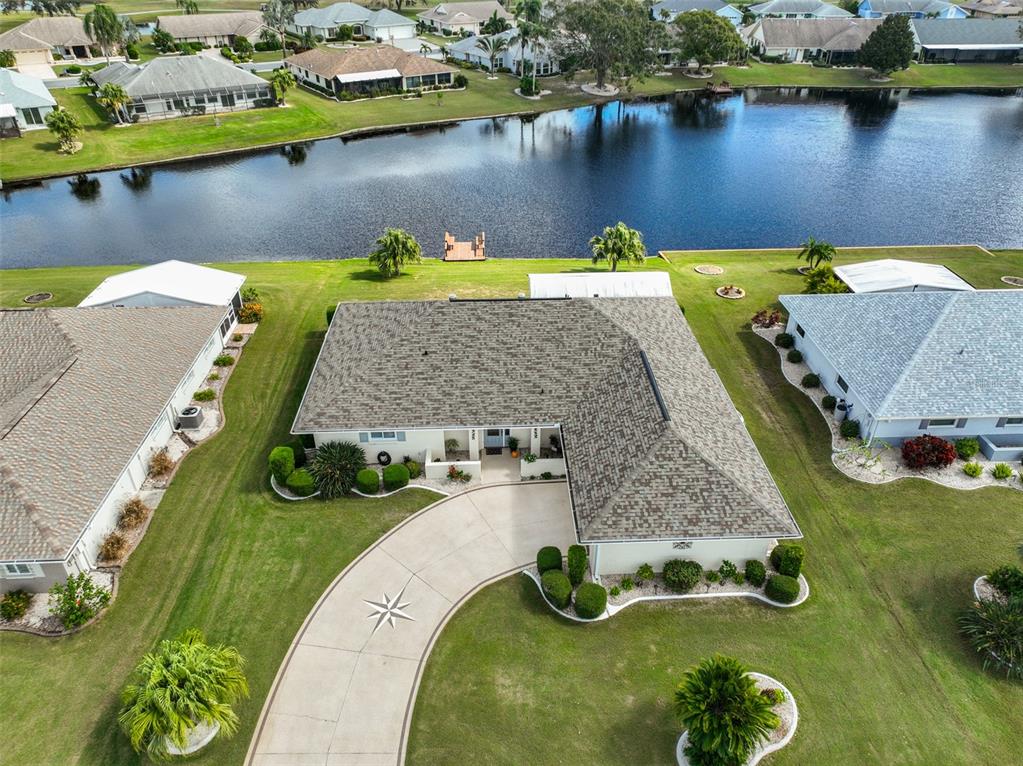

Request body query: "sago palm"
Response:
[589, 221, 647, 271]
[119, 628, 249, 760]
[369, 227, 422, 277]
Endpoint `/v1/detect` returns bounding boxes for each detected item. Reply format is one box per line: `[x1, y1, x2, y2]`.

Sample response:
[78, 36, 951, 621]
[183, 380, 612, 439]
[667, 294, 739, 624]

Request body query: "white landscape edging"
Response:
[521, 570, 607, 622]
[973, 575, 989, 602]
[676, 673, 799, 766]
[352, 483, 450, 499]
[166, 721, 220, 756]
[270, 474, 320, 501]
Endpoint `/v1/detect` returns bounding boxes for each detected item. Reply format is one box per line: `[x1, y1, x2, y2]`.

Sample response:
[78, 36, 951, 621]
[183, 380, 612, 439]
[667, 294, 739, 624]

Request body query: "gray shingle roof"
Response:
[779, 290, 1023, 419]
[750, 0, 854, 15]
[417, 0, 514, 24]
[90, 56, 269, 97]
[0, 307, 226, 562]
[912, 17, 1023, 46]
[294, 297, 799, 543]
[156, 11, 265, 40]
[0, 16, 92, 51]
[748, 17, 880, 48]
[653, 0, 730, 15]
[866, 0, 958, 12]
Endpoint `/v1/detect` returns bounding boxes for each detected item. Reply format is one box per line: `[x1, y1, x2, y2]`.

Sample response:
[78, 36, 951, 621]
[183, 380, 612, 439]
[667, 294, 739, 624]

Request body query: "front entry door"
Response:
[484, 428, 508, 449]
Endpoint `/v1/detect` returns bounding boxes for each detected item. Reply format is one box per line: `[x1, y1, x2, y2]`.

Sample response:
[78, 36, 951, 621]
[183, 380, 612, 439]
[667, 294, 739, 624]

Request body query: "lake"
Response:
[2, 88, 1021, 269]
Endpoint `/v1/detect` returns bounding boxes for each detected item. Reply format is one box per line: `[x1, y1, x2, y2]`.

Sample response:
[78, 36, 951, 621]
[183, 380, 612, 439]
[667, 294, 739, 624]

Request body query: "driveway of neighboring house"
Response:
[20, 63, 57, 79]
[246, 481, 576, 766]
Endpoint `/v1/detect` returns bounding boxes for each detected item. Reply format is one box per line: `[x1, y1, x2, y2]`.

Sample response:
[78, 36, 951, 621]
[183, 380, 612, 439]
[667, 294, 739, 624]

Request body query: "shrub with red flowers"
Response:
[901, 435, 956, 470]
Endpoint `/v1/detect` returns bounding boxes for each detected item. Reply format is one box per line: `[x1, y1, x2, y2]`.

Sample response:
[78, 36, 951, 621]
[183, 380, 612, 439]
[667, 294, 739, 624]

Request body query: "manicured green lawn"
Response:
[407, 246, 1023, 765]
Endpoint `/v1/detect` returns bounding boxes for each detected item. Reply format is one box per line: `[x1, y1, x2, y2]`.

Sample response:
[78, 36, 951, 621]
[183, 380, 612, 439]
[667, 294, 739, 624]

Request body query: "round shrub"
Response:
[383, 463, 410, 491]
[765, 574, 800, 604]
[840, 419, 861, 439]
[770, 543, 804, 578]
[786, 349, 803, 363]
[744, 559, 767, 587]
[541, 569, 571, 609]
[574, 582, 607, 619]
[404, 459, 422, 479]
[901, 435, 956, 470]
[0, 589, 32, 621]
[963, 461, 983, 478]
[663, 559, 703, 593]
[774, 332, 794, 349]
[286, 468, 316, 497]
[800, 373, 820, 388]
[355, 468, 380, 494]
[955, 437, 980, 460]
[239, 301, 263, 323]
[821, 395, 837, 411]
[453, 72, 468, 88]
[992, 462, 1014, 480]
[567, 544, 588, 586]
[287, 437, 307, 468]
[269, 446, 295, 484]
[65, 64, 82, 74]
[536, 546, 562, 574]
[309, 441, 366, 498]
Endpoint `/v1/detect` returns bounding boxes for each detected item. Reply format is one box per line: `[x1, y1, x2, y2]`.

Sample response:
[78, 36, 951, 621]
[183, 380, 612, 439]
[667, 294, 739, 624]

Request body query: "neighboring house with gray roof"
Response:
[779, 290, 1023, 456]
[292, 295, 801, 578]
[749, 0, 854, 18]
[447, 28, 559, 74]
[652, 0, 745, 25]
[911, 18, 1023, 62]
[959, 0, 1022, 17]
[0, 16, 96, 68]
[156, 11, 266, 46]
[0, 67, 55, 134]
[289, 2, 417, 41]
[0, 306, 230, 594]
[417, 1, 515, 35]
[743, 17, 880, 62]
[858, 0, 967, 17]
[89, 56, 272, 121]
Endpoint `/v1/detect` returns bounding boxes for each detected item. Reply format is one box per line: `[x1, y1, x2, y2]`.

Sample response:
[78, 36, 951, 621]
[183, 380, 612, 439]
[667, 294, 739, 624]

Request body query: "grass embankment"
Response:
[405, 246, 1023, 765]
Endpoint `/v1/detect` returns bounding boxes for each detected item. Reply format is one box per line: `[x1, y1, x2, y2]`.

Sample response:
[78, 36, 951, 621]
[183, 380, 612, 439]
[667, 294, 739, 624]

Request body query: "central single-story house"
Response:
[156, 12, 266, 47]
[0, 67, 56, 136]
[748, 0, 854, 18]
[911, 18, 1023, 62]
[779, 290, 1023, 455]
[0, 16, 96, 69]
[858, 0, 968, 17]
[0, 306, 230, 594]
[528, 271, 674, 299]
[652, 0, 744, 25]
[288, 2, 417, 41]
[447, 29, 560, 75]
[90, 57, 273, 121]
[286, 45, 456, 95]
[78, 260, 246, 336]
[292, 296, 801, 579]
[832, 259, 974, 293]
[417, 1, 515, 35]
[743, 17, 880, 63]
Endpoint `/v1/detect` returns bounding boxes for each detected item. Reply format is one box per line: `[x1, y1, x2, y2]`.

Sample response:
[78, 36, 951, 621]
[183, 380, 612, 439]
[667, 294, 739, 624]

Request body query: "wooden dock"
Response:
[442, 231, 486, 262]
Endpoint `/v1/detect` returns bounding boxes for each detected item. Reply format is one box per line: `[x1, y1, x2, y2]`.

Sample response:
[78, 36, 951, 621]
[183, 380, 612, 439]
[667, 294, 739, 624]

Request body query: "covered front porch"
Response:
[427, 425, 567, 485]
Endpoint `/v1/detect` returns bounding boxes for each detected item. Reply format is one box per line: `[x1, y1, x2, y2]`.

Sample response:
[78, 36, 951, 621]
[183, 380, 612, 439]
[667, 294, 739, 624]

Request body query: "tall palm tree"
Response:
[589, 222, 647, 272]
[369, 228, 422, 277]
[119, 628, 249, 760]
[82, 4, 123, 63]
[175, 0, 199, 14]
[797, 236, 837, 271]
[477, 34, 508, 77]
[263, 0, 297, 58]
[513, 0, 543, 91]
[270, 67, 296, 105]
[96, 82, 131, 124]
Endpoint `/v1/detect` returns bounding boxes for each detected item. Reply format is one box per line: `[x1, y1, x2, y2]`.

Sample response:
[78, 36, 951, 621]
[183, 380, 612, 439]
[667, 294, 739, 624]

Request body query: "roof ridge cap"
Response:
[0, 461, 66, 558]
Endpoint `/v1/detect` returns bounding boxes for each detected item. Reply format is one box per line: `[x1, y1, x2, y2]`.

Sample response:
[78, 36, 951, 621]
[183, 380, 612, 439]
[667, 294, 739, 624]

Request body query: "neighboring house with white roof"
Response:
[832, 259, 974, 293]
[289, 2, 417, 41]
[748, 0, 854, 18]
[529, 272, 674, 299]
[858, 0, 967, 17]
[156, 11, 266, 47]
[0, 16, 96, 69]
[446, 29, 559, 74]
[652, 0, 744, 26]
[779, 290, 1023, 457]
[743, 17, 880, 62]
[293, 296, 801, 578]
[89, 56, 273, 121]
[417, 1, 515, 35]
[0, 67, 55, 134]
[911, 18, 1023, 62]
[0, 306, 230, 594]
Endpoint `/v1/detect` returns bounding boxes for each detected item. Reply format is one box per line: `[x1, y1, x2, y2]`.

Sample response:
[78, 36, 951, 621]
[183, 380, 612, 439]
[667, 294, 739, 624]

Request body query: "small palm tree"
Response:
[369, 228, 422, 277]
[270, 67, 296, 105]
[45, 108, 84, 154]
[589, 222, 647, 272]
[796, 236, 837, 271]
[0, 49, 15, 68]
[477, 34, 508, 77]
[96, 82, 131, 124]
[83, 4, 124, 63]
[674, 655, 780, 766]
[119, 628, 249, 760]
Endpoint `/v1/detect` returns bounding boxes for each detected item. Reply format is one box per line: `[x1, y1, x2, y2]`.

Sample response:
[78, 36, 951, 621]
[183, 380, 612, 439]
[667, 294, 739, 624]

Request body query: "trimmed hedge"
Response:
[770, 543, 804, 578]
[774, 332, 794, 349]
[382, 463, 410, 491]
[541, 570, 571, 609]
[537, 546, 562, 574]
[574, 582, 607, 619]
[355, 468, 380, 494]
[287, 436, 307, 468]
[765, 574, 800, 604]
[954, 437, 980, 460]
[286, 468, 316, 497]
[840, 419, 861, 439]
[663, 559, 702, 593]
[801, 373, 820, 388]
[786, 349, 803, 363]
[567, 544, 588, 586]
[744, 559, 767, 587]
[269, 446, 295, 484]
[821, 395, 837, 411]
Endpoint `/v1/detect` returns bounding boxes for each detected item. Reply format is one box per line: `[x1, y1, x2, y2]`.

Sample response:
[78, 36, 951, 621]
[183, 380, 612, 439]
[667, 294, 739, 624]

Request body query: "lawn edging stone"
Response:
[270, 473, 321, 501]
[352, 483, 451, 499]
[521, 569, 607, 622]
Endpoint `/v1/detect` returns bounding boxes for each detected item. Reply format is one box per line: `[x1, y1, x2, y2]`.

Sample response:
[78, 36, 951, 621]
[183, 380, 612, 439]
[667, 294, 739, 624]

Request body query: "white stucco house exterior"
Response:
[292, 294, 801, 579]
[289, 2, 417, 41]
[0, 306, 230, 594]
[0, 67, 55, 134]
[779, 290, 1023, 459]
[446, 29, 560, 75]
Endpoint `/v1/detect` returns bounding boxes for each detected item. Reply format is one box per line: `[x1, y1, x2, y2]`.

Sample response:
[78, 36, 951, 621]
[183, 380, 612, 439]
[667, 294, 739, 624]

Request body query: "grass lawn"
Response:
[406, 246, 1023, 766]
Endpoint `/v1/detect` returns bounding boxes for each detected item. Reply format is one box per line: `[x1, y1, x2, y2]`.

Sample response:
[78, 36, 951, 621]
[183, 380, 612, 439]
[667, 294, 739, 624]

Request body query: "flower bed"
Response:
[716, 284, 745, 299]
[522, 567, 606, 622]
[0, 570, 115, 637]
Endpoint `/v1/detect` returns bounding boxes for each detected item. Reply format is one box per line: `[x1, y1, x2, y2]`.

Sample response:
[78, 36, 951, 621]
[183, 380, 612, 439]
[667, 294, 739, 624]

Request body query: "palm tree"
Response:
[588, 222, 647, 271]
[270, 67, 296, 105]
[674, 655, 780, 766]
[369, 228, 422, 277]
[796, 236, 836, 271]
[482, 9, 510, 34]
[119, 628, 249, 760]
[263, 0, 297, 58]
[514, 0, 543, 91]
[96, 82, 131, 124]
[45, 107, 83, 154]
[175, 0, 199, 13]
[83, 4, 124, 63]
[0, 50, 16, 68]
[477, 34, 508, 78]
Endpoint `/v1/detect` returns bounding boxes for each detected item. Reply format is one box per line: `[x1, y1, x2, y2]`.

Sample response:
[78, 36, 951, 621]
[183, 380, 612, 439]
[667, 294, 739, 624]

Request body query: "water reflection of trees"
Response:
[280, 143, 311, 165]
[842, 90, 900, 128]
[120, 167, 152, 193]
[68, 174, 101, 201]
[671, 93, 730, 130]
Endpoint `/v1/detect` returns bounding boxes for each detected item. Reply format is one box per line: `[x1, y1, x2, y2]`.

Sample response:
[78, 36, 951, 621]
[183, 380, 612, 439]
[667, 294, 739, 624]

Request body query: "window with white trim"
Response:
[369, 431, 398, 441]
[3, 562, 39, 577]
[926, 419, 956, 428]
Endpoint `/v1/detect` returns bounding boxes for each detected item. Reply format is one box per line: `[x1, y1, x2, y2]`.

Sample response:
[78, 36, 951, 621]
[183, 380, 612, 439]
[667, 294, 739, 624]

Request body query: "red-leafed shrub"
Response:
[902, 435, 956, 469]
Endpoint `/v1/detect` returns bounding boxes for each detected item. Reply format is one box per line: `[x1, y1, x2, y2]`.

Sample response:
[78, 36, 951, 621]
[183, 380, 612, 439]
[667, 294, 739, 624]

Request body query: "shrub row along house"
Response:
[779, 290, 1023, 458]
[0, 67, 56, 137]
[286, 46, 457, 97]
[288, 2, 417, 41]
[155, 11, 266, 48]
[292, 296, 802, 578]
[0, 16, 96, 70]
[90, 56, 273, 121]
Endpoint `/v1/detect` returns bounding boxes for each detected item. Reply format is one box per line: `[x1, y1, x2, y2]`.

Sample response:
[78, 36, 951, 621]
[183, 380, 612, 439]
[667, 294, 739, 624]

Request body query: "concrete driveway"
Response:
[246, 481, 576, 766]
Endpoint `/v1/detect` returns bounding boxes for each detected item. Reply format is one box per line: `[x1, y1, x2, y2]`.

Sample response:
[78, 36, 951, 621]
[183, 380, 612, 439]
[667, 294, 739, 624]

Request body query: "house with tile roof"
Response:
[289, 2, 417, 41]
[911, 18, 1023, 62]
[286, 45, 456, 96]
[0, 67, 55, 135]
[779, 290, 1023, 456]
[292, 295, 801, 578]
[156, 11, 266, 47]
[858, 0, 967, 17]
[0, 306, 230, 594]
[748, 0, 854, 18]
[742, 17, 880, 62]
[417, 0, 515, 35]
[0, 16, 96, 69]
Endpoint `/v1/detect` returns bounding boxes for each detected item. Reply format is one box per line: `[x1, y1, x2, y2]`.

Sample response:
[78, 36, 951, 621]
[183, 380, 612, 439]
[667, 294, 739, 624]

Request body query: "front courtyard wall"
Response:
[593, 537, 775, 577]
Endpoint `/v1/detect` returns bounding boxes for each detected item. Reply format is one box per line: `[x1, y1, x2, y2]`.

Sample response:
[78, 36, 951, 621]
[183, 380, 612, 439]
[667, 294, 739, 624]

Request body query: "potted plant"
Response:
[508, 436, 520, 458]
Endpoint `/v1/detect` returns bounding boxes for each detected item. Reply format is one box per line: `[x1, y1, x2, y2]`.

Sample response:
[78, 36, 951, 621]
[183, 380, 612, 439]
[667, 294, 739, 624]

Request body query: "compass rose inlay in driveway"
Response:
[364, 582, 415, 633]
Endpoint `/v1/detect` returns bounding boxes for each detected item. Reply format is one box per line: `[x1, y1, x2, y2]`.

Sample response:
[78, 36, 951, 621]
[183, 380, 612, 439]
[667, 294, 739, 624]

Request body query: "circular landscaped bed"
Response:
[716, 284, 746, 299]
[1001, 276, 1023, 287]
[23, 292, 53, 304]
[694, 264, 724, 275]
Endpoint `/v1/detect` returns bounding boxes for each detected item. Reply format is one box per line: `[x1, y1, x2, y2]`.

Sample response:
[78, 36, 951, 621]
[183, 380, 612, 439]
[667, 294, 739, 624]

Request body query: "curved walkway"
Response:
[246, 481, 575, 766]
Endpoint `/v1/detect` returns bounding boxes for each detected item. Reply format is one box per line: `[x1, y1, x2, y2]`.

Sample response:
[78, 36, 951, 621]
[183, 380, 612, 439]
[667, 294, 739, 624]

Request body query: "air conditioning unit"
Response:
[177, 406, 205, 430]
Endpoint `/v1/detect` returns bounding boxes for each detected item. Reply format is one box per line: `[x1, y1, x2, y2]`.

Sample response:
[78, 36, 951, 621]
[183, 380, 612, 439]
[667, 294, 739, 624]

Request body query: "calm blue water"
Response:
[2, 88, 1022, 268]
